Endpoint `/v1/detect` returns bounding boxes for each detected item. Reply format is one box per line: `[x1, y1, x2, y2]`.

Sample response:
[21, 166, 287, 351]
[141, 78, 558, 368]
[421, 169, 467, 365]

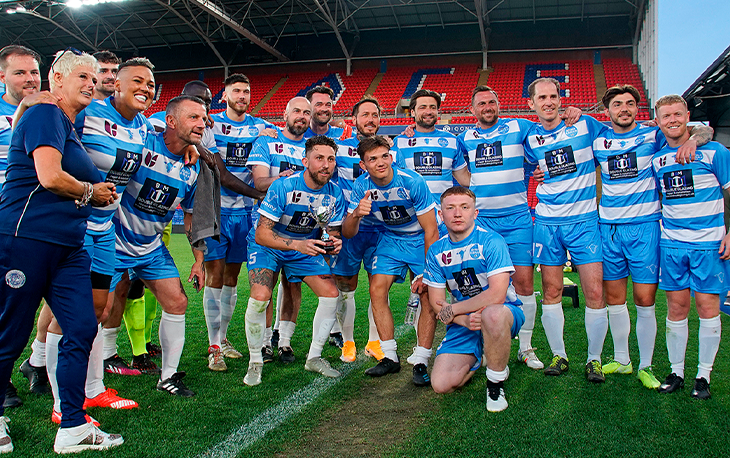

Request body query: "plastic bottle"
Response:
[404, 292, 419, 325]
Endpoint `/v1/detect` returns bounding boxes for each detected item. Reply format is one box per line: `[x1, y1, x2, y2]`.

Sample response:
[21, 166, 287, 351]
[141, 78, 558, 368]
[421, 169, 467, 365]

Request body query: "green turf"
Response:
[6, 234, 729, 457]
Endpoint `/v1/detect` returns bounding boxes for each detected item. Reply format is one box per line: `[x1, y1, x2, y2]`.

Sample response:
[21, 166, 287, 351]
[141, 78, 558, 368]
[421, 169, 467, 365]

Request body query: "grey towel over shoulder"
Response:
[190, 145, 221, 251]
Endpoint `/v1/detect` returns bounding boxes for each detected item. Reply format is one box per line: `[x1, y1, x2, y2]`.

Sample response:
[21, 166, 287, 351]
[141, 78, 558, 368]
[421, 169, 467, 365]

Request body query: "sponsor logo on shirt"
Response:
[607, 152, 638, 180]
[452, 267, 482, 298]
[663, 169, 695, 200]
[106, 148, 142, 185]
[544, 145, 577, 177]
[134, 178, 179, 216]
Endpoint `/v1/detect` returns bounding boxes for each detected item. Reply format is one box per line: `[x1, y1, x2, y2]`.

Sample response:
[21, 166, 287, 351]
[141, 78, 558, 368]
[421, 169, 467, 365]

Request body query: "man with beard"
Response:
[592, 86, 712, 389]
[343, 135, 439, 384]
[0, 44, 42, 409]
[330, 96, 385, 363]
[247, 96, 311, 367]
[651, 94, 730, 399]
[109, 95, 205, 397]
[305, 86, 345, 139]
[391, 89, 468, 386]
[243, 136, 345, 386]
[203, 73, 274, 371]
[92, 51, 120, 100]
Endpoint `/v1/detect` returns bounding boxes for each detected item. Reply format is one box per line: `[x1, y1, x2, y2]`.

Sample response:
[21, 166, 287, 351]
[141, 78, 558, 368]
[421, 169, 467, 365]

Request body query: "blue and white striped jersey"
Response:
[247, 134, 306, 177]
[458, 118, 535, 217]
[210, 112, 276, 214]
[524, 117, 608, 224]
[393, 129, 465, 205]
[348, 167, 436, 236]
[257, 171, 345, 240]
[333, 136, 379, 231]
[148, 110, 217, 152]
[593, 124, 665, 225]
[0, 95, 18, 185]
[76, 97, 152, 232]
[423, 225, 519, 305]
[114, 131, 199, 256]
[304, 125, 346, 140]
[652, 141, 730, 249]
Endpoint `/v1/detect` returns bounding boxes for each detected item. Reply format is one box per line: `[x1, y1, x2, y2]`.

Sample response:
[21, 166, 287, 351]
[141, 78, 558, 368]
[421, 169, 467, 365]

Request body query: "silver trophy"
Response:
[308, 201, 336, 251]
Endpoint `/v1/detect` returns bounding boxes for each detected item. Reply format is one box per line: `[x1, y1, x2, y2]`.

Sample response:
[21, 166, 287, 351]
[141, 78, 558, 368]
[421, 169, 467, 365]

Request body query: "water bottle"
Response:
[404, 292, 419, 325]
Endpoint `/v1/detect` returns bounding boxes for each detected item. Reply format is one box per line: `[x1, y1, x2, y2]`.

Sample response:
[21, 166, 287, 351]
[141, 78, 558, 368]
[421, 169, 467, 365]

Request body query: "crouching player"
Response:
[244, 136, 345, 386]
[424, 186, 524, 412]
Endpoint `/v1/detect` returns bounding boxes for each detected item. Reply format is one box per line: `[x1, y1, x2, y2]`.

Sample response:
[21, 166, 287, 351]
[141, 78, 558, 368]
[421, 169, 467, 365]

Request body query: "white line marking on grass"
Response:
[198, 324, 414, 458]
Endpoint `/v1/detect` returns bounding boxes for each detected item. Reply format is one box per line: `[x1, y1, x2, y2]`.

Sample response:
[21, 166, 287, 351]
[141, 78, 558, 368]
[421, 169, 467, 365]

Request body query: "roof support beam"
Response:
[19, 9, 98, 51]
[313, 0, 352, 75]
[189, 0, 289, 62]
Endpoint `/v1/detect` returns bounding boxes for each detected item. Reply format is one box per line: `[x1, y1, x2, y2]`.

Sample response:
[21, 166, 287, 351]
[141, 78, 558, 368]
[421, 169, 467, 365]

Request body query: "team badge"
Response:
[275, 143, 284, 154]
[105, 120, 118, 137]
[5, 269, 25, 289]
[536, 135, 545, 145]
[565, 126, 578, 138]
[222, 124, 232, 135]
[635, 135, 645, 145]
[347, 147, 357, 157]
[498, 123, 510, 134]
[248, 126, 259, 136]
[695, 151, 704, 161]
[292, 191, 302, 203]
[145, 152, 158, 167]
[469, 245, 480, 259]
[179, 166, 191, 181]
[472, 130, 480, 138]
[438, 137, 448, 148]
[408, 138, 417, 147]
[371, 190, 378, 200]
[442, 252, 452, 264]
[604, 139, 612, 149]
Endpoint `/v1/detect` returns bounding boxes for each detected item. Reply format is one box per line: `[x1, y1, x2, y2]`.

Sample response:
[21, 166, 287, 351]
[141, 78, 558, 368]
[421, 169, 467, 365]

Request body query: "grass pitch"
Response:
[6, 234, 730, 457]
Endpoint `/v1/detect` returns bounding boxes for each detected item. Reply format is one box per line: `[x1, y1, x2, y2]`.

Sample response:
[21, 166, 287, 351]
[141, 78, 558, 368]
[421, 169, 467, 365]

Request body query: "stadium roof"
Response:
[0, 0, 645, 71]
[684, 44, 730, 123]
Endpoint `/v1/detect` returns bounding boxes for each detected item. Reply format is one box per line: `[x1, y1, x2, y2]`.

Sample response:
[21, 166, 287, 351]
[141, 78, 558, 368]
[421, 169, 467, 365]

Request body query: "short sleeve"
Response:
[710, 144, 730, 189]
[423, 243, 446, 288]
[258, 178, 285, 221]
[23, 105, 69, 157]
[482, 232, 515, 277]
[348, 177, 366, 214]
[247, 136, 271, 169]
[411, 173, 437, 215]
[330, 185, 346, 226]
[585, 115, 609, 141]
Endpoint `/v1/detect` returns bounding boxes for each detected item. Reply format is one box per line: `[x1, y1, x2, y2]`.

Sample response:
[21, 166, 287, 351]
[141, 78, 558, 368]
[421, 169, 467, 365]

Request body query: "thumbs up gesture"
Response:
[354, 190, 373, 218]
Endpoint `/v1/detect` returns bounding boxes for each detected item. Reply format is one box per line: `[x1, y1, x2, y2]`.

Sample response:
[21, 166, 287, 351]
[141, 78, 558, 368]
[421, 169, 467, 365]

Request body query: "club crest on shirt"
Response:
[536, 135, 545, 145]
[565, 126, 578, 138]
[604, 139, 612, 149]
[469, 244, 481, 259]
[5, 270, 25, 289]
[248, 126, 259, 136]
[498, 123, 510, 135]
[105, 120, 118, 137]
[222, 124, 232, 135]
[441, 252, 452, 265]
[438, 137, 448, 148]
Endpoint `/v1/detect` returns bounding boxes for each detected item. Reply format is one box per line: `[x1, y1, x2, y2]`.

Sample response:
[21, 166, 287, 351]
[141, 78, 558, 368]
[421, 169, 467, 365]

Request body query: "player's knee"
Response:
[430, 372, 456, 394]
[481, 306, 508, 333]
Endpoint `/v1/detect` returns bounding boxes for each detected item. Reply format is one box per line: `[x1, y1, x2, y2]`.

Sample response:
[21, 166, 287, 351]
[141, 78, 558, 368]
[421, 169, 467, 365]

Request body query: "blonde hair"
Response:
[654, 94, 687, 113]
[48, 49, 99, 91]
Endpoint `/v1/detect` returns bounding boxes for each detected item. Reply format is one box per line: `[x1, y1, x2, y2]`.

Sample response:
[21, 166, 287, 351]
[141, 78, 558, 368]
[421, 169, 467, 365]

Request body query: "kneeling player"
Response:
[244, 136, 345, 386]
[424, 186, 524, 412]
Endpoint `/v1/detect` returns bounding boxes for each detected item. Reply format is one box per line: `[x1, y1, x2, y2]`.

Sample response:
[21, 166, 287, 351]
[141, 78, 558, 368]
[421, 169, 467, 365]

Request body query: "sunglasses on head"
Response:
[49, 47, 83, 75]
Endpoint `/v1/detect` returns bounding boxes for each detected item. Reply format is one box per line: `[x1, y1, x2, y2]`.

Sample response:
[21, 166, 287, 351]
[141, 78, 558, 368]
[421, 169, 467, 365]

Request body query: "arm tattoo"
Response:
[438, 304, 454, 323]
[185, 228, 193, 245]
[689, 125, 713, 146]
[248, 268, 275, 289]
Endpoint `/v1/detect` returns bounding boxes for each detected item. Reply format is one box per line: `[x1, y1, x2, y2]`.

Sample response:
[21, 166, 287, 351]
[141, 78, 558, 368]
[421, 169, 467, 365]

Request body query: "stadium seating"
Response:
[602, 58, 652, 120]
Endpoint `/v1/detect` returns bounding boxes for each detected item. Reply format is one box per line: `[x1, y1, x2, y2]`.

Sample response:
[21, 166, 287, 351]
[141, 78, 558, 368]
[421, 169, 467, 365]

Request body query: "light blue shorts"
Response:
[533, 220, 603, 266]
[659, 245, 729, 294]
[330, 229, 379, 277]
[84, 227, 116, 277]
[371, 231, 425, 283]
[247, 240, 331, 283]
[601, 221, 660, 283]
[110, 245, 180, 292]
[204, 212, 253, 264]
[436, 304, 525, 371]
[476, 211, 534, 266]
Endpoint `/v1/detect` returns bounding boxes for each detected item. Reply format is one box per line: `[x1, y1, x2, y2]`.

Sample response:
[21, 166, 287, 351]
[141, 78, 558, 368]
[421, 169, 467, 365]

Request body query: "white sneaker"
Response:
[53, 422, 123, 454]
[304, 358, 340, 378]
[486, 382, 508, 412]
[0, 416, 12, 454]
[208, 345, 227, 372]
[517, 348, 544, 370]
[221, 339, 243, 359]
[243, 362, 263, 386]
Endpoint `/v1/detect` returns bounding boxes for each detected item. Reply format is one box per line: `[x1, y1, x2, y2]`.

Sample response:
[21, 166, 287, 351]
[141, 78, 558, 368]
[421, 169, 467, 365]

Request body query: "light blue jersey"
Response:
[348, 167, 436, 236]
[0, 95, 17, 185]
[76, 97, 152, 232]
[593, 124, 665, 224]
[524, 117, 608, 224]
[393, 129, 465, 205]
[149, 110, 217, 152]
[458, 118, 535, 217]
[114, 131, 199, 256]
[210, 112, 276, 213]
[257, 171, 345, 240]
[424, 226, 519, 305]
[304, 125, 345, 140]
[247, 134, 306, 177]
[652, 141, 730, 249]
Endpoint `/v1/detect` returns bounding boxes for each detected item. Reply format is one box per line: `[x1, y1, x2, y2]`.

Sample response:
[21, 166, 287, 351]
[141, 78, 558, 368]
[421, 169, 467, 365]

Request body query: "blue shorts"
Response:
[601, 221, 660, 283]
[436, 304, 525, 371]
[330, 229, 378, 277]
[247, 240, 331, 283]
[204, 212, 253, 264]
[659, 245, 729, 294]
[83, 228, 116, 277]
[110, 246, 180, 292]
[476, 211, 534, 266]
[371, 231, 425, 283]
[533, 220, 603, 266]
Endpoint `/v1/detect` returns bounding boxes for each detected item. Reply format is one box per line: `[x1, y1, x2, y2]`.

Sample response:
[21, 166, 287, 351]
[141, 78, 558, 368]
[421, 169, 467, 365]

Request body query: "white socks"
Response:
[278, 321, 296, 348]
[410, 346, 432, 366]
[367, 301, 380, 342]
[220, 285, 237, 342]
[697, 315, 721, 382]
[102, 326, 120, 360]
[486, 367, 509, 383]
[159, 312, 186, 380]
[666, 318, 688, 379]
[274, 282, 285, 330]
[203, 286, 222, 347]
[607, 303, 630, 365]
[541, 303, 566, 359]
[517, 293, 537, 351]
[85, 324, 105, 399]
[338, 290, 356, 343]
[29, 338, 46, 367]
[585, 307, 608, 363]
[635, 305, 656, 370]
[381, 339, 398, 362]
[307, 297, 338, 359]
[46, 332, 62, 412]
[245, 298, 268, 364]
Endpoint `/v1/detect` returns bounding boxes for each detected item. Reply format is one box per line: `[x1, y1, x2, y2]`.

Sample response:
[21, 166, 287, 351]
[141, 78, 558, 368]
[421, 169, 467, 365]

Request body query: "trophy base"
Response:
[322, 243, 336, 252]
